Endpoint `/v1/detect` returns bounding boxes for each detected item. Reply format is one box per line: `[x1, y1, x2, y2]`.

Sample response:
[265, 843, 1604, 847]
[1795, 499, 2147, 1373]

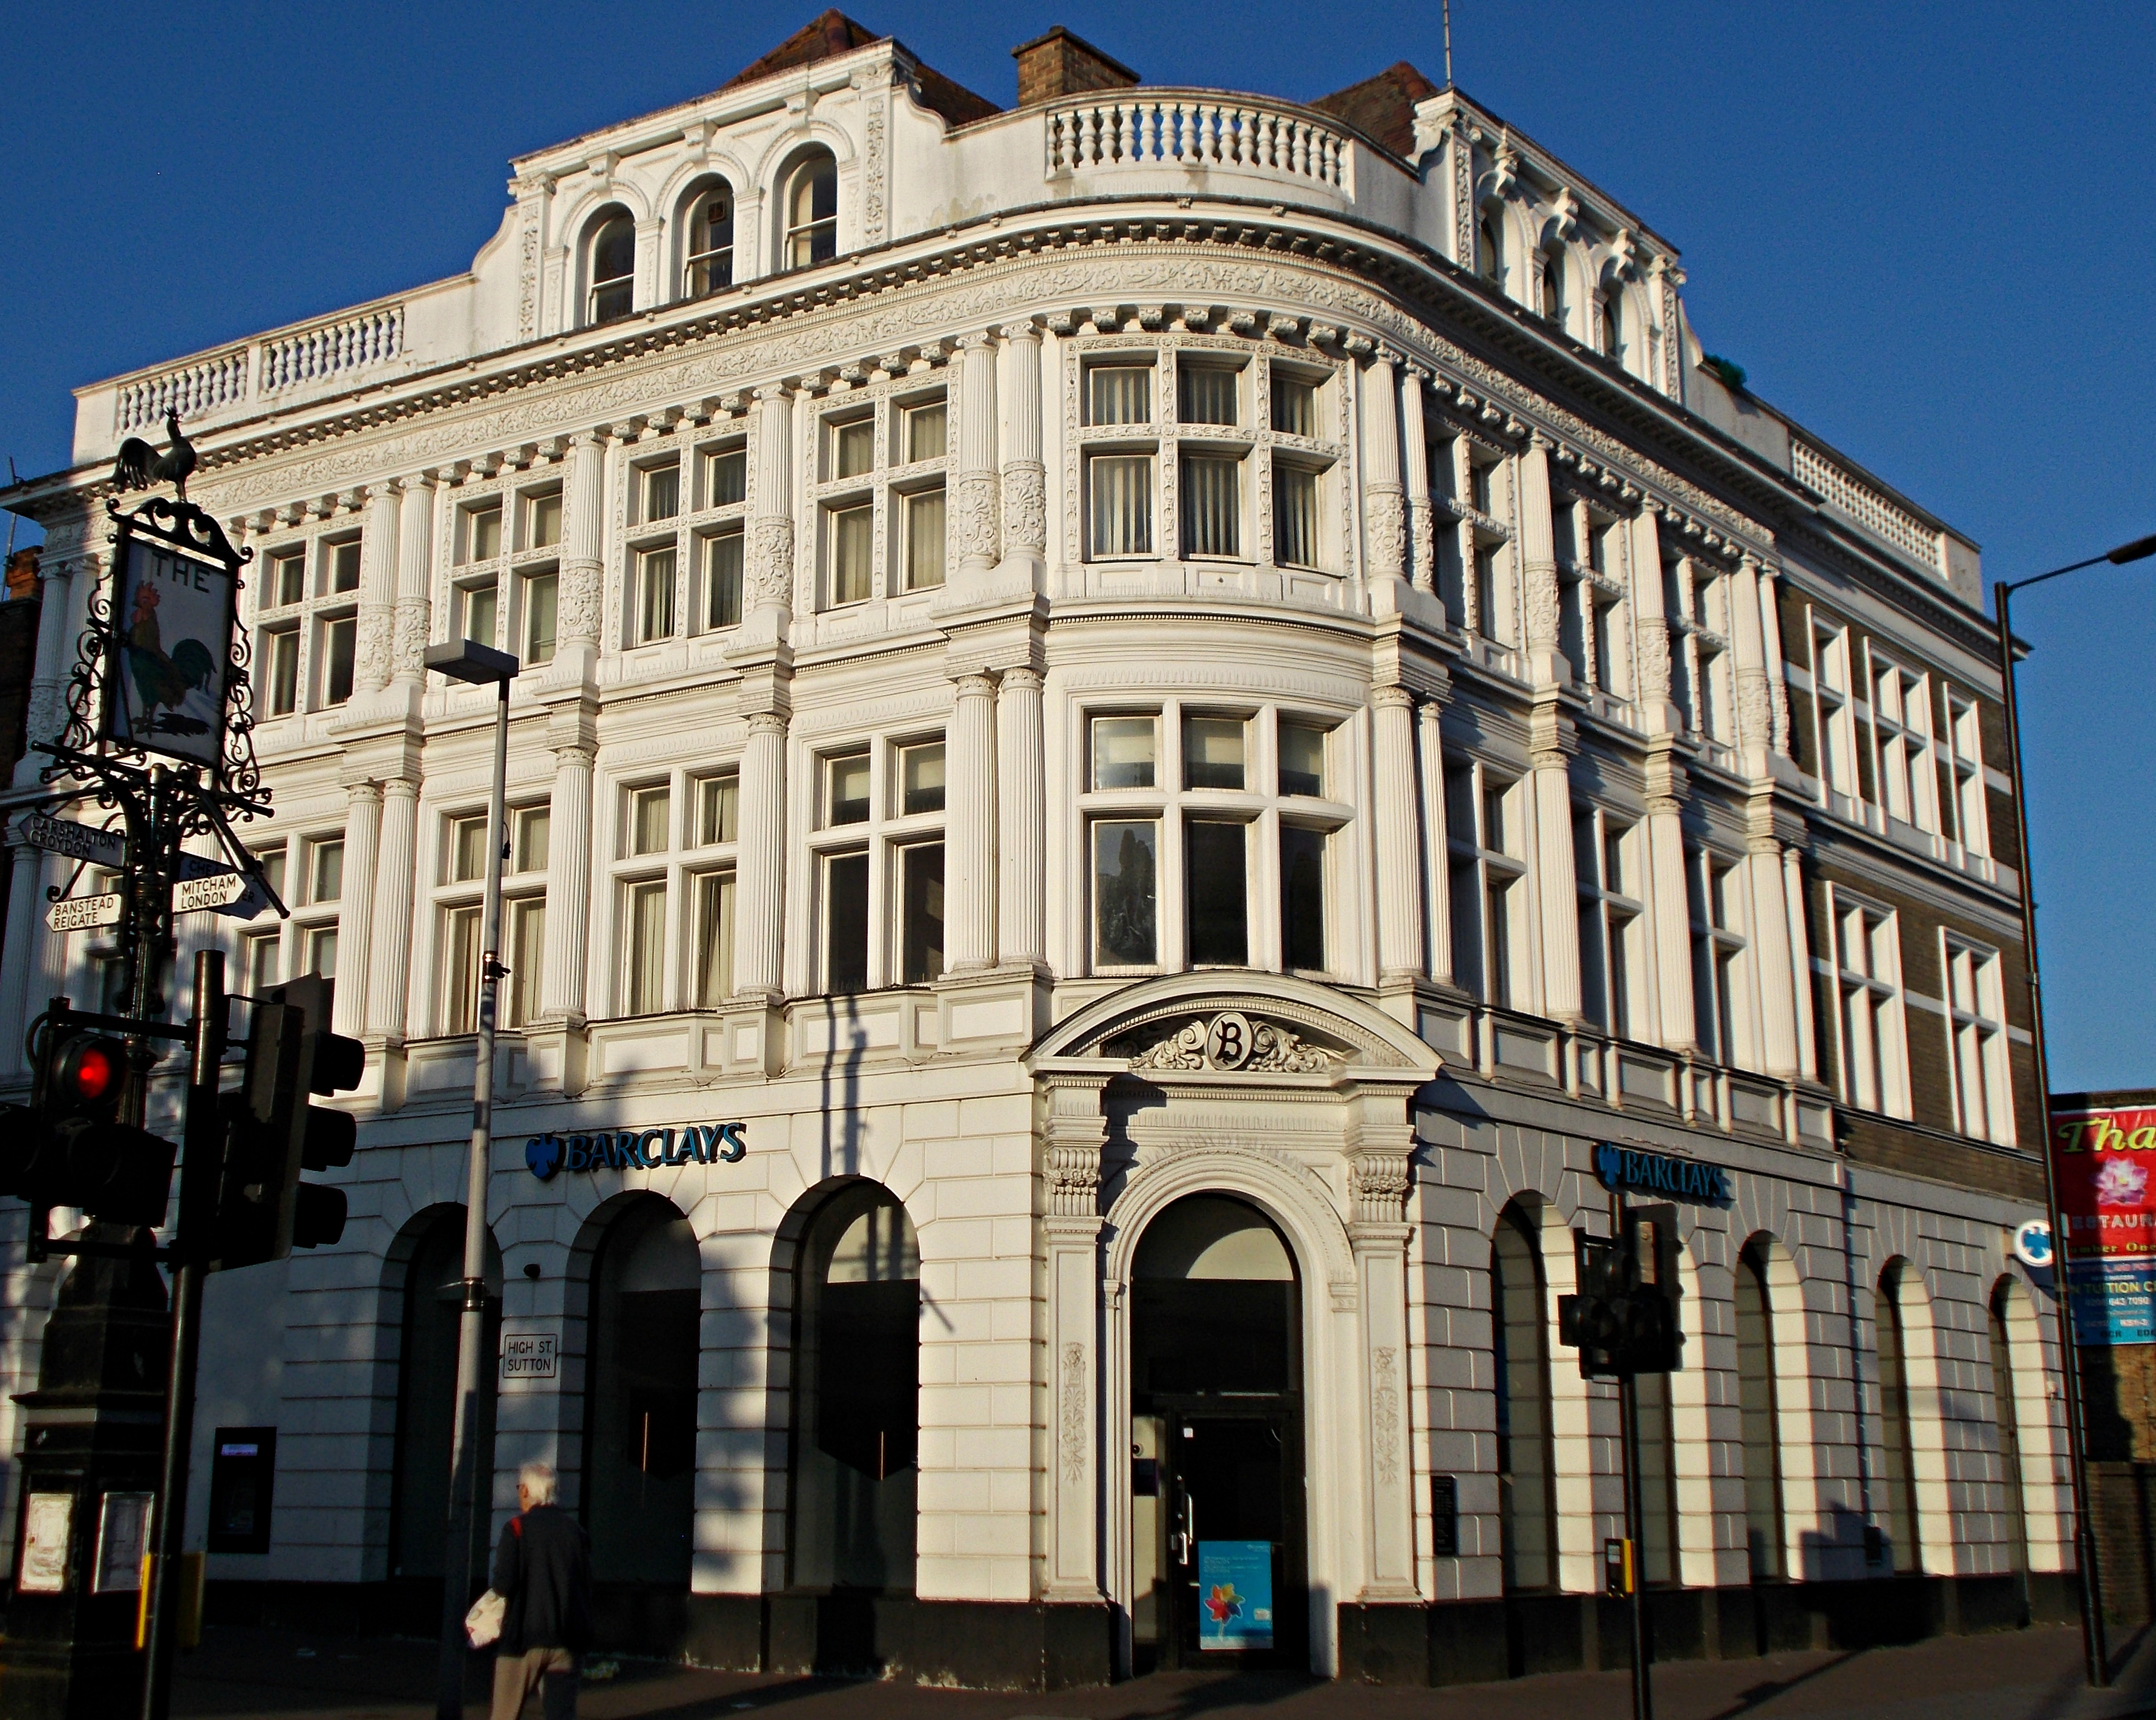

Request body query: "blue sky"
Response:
[3, 2, 2150, 1088]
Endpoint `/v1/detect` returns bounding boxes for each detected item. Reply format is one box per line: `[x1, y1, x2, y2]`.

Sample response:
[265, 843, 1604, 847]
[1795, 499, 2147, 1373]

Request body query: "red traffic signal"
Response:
[0, 1017, 179, 1229]
[51, 1036, 124, 1109]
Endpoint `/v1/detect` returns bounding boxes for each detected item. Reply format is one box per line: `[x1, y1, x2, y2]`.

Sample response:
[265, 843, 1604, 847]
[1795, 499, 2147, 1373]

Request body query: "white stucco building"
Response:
[0, 12, 2076, 1687]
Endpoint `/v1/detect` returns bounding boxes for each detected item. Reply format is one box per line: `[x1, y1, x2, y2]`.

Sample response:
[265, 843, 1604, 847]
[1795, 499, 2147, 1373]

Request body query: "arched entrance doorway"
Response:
[787, 1183, 919, 1596]
[388, 1208, 501, 1595]
[1129, 1194, 1305, 1672]
[583, 1198, 699, 1587]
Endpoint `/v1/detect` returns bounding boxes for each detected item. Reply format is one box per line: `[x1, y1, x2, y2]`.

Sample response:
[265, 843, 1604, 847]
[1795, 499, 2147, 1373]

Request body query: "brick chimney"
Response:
[4, 547, 38, 602]
[1014, 25, 1139, 107]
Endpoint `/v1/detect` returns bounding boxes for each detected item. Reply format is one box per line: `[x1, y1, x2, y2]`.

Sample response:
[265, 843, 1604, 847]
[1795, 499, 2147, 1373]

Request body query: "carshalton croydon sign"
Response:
[1594, 1141, 1732, 1204]
[525, 1122, 747, 1180]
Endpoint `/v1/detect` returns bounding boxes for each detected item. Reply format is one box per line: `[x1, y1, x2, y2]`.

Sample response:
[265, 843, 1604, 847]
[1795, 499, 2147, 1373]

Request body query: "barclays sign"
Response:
[1594, 1141, 1732, 1205]
[525, 1122, 747, 1181]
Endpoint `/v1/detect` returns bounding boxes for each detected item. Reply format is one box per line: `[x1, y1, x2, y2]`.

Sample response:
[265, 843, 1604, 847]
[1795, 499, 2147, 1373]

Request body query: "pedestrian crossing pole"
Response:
[1612, 1187, 1652, 1720]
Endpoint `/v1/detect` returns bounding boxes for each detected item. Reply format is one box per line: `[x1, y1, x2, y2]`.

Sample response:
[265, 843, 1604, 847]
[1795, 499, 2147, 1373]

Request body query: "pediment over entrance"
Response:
[1029, 972, 1440, 1086]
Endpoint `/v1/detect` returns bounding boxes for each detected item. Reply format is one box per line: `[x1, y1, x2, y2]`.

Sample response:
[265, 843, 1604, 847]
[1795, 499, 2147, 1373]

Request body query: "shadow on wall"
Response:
[818, 993, 866, 1186]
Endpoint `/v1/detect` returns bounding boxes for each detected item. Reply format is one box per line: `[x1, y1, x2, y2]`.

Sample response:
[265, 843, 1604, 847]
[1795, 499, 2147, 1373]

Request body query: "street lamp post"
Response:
[424, 638, 520, 1720]
[1993, 530, 2156, 1689]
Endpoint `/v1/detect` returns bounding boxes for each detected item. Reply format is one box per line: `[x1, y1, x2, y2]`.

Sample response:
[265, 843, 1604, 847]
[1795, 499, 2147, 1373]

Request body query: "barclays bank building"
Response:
[0, 12, 2079, 1688]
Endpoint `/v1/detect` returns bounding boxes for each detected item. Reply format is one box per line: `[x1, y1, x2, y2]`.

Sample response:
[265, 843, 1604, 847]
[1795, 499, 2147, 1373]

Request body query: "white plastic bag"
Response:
[465, 1589, 506, 1650]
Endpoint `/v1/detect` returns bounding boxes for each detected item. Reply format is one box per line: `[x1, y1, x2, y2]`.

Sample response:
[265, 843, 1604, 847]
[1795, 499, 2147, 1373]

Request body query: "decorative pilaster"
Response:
[732, 712, 788, 997]
[1417, 695, 1453, 986]
[355, 485, 399, 695]
[1401, 368, 1436, 597]
[1757, 562, 1792, 757]
[559, 432, 608, 665]
[1041, 1075, 1107, 1603]
[1731, 554, 1774, 775]
[952, 334, 1000, 581]
[1348, 1126, 1417, 1599]
[945, 672, 997, 972]
[1746, 830, 1802, 1082]
[537, 737, 597, 1023]
[17, 550, 78, 789]
[1372, 686, 1424, 986]
[392, 476, 436, 688]
[995, 666, 1044, 968]
[1530, 706, 1582, 1023]
[0, 844, 49, 1079]
[1629, 504, 1680, 735]
[364, 777, 421, 1041]
[746, 388, 795, 621]
[995, 324, 1046, 583]
[332, 781, 382, 1037]
[1784, 845, 1818, 1083]
[1518, 436, 1564, 686]
[1359, 350, 1407, 591]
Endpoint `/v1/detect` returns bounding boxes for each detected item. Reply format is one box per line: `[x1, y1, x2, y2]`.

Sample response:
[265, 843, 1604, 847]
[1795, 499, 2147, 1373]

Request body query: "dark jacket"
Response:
[490, 1504, 594, 1655]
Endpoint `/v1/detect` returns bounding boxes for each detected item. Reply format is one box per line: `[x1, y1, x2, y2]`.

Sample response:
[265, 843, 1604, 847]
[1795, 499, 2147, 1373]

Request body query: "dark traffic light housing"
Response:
[211, 976, 365, 1271]
[1558, 1204, 1684, 1379]
[0, 1008, 177, 1228]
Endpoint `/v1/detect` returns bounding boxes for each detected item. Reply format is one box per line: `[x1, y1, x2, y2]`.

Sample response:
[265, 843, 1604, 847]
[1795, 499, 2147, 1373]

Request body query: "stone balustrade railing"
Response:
[111, 301, 407, 438]
[1791, 437, 1945, 578]
[1044, 91, 1351, 191]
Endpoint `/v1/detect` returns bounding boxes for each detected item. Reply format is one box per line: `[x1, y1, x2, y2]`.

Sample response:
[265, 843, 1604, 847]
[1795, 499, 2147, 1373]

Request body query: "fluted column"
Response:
[745, 389, 795, 621]
[332, 782, 382, 1037]
[1518, 436, 1564, 686]
[356, 484, 399, 695]
[392, 477, 436, 689]
[946, 672, 997, 972]
[16, 553, 77, 788]
[556, 431, 607, 671]
[1645, 753, 1696, 1051]
[995, 323, 1046, 583]
[1746, 837, 1801, 1080]
[995, 666, 1044, 968]
[1417, 696, 1453, 986]
[1401, 368, 1436, 597]
[365, 777, 421, 1039]
[537, 741, 595, 1022]
[0, 844, 49, 1078]
[1358, 349, 1406, 590]
[1373, 687, 1424, 986]
[952, 334, 1000, 583]
[732, 714, 788, 997]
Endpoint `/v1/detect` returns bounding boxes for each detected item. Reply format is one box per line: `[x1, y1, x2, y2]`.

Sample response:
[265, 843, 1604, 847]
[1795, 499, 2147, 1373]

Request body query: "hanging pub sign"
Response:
[99, 508, 240, 771]
[1593, 1141, 1732, 1206]
[2050, 1096, 2156, 1346]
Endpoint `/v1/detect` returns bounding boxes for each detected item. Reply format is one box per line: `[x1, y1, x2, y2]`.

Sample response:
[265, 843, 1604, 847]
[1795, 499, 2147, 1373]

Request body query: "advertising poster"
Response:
[1195, 1540, 1274, 1650]
[2051, 1100, 2156, 1345]
[102, 530, 234, 768]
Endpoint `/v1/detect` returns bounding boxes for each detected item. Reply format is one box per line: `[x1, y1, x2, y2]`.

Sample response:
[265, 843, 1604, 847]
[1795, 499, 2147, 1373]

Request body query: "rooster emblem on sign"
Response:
[125, 583, 216, 737]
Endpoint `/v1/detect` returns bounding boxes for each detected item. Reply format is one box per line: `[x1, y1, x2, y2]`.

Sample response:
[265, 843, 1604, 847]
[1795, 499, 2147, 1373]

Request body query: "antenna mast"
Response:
[1443, 0, 1454, 86]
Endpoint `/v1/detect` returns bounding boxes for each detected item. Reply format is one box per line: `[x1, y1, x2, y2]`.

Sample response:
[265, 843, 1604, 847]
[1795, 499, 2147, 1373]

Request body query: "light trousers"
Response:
[490, 1645, 577, 1720]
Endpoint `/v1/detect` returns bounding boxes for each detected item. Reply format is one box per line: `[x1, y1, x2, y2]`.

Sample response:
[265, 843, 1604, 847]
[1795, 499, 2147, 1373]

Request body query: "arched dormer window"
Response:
[1597, 289, 1624, 364]
[1539, 252, 1566, 330]
[586, 211, 635, 326]
[1476, 210, 1501, 284]
[684, 184, 735, 298]
[784, 151, 838, 270]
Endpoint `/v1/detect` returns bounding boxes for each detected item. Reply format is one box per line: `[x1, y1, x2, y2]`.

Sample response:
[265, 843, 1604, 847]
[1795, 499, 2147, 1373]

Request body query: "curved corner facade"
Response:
[0, 15, 2068, 1689]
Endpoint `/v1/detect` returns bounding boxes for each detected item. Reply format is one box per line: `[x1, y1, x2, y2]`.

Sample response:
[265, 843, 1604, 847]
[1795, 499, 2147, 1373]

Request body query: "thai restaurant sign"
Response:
[2051, 1097, 2156, 1345]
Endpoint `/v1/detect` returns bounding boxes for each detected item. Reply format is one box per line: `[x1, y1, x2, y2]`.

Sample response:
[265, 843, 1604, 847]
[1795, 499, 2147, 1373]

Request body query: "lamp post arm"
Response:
[1994, 572, 2109, 1685]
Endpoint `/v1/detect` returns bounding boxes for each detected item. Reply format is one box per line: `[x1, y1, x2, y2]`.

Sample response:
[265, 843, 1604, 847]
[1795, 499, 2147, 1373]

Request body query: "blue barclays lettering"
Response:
[523, 1120, 753, 1182]
[1594, 1140, 1731, 1206]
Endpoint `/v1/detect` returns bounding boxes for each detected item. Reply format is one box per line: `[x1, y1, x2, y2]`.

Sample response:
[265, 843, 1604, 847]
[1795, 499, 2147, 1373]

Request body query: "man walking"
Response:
[489, 1461, 594, 1720]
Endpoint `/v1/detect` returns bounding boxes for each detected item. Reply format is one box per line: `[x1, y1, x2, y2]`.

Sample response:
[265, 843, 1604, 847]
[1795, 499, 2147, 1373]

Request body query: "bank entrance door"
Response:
[1129, 1196, 1305, 1672]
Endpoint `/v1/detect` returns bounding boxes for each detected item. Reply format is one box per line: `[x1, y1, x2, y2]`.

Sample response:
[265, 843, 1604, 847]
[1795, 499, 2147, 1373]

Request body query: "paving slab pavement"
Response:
[167, 1622, 2156, 1720]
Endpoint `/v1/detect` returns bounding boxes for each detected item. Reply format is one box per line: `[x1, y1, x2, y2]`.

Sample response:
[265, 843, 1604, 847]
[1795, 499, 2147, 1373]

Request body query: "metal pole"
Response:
[435, 674, 511, 1720]
[1610, 1188, 1651, 1720]
[141, 947, 224, 1720]
[1995, 577, 2109, 1685]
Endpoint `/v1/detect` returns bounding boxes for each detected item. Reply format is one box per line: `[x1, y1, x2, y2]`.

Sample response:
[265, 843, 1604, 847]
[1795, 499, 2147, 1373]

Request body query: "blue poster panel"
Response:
[1196, 1540, 1274, 1650]
[2067, 1257, 2156, 1346]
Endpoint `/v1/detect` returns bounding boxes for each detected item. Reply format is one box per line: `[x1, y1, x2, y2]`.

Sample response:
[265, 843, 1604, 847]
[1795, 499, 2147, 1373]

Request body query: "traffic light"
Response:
[211, 976, 365, 1271]
[0, 1009, 176, 1227]
[1557, 1204, 1685, 1379]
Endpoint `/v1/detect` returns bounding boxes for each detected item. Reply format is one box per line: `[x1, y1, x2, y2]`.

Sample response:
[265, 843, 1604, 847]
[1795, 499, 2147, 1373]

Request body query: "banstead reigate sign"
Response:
[524, 1121, 747, 1181]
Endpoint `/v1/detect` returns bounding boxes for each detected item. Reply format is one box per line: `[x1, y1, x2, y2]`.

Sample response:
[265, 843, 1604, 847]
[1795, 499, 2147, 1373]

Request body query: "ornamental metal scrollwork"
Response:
[1128, 1012, 1341, 1074]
